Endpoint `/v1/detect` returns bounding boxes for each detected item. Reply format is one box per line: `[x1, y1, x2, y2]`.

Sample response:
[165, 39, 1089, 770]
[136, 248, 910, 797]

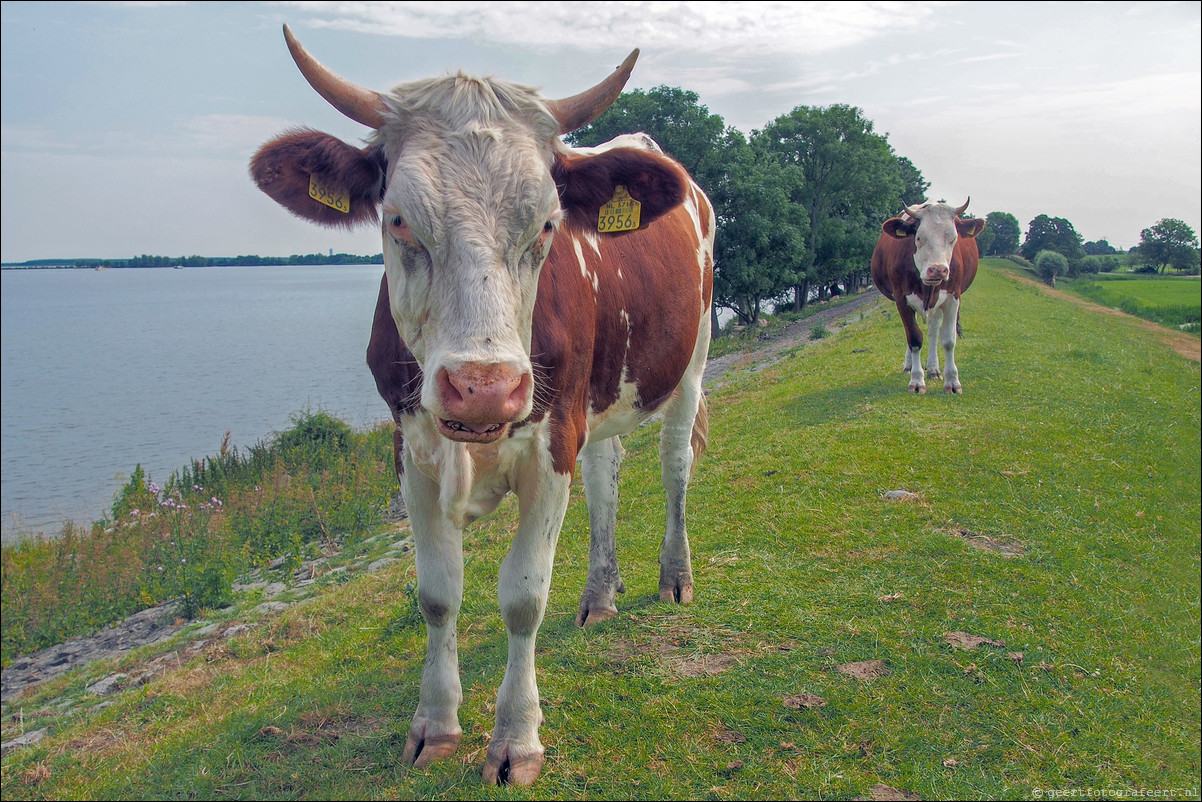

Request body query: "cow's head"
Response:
[881, 200, 985, 286]
[252, 25, 688, 443]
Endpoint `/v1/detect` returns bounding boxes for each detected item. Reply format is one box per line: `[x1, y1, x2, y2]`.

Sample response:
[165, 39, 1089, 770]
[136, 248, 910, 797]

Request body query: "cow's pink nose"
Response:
[437, 365, 531, 424]
[926, 265, 949, 282]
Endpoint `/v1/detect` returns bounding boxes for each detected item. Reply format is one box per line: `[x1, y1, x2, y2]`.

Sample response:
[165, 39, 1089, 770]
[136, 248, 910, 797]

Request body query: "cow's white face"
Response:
[907, 203, 961, 286]
[380, 125, 562, 444]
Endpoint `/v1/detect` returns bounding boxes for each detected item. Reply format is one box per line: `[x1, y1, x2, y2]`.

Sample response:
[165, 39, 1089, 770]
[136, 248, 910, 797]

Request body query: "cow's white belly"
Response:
[586, 378, 653, 443]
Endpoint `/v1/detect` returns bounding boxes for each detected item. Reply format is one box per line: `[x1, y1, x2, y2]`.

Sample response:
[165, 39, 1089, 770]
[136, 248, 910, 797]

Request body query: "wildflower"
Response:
[181, 558, 187, 564]
[131, 509, 140, 516]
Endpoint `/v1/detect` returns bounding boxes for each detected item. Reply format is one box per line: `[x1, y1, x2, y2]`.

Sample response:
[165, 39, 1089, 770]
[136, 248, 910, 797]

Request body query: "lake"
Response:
[1, 265, 392, 543]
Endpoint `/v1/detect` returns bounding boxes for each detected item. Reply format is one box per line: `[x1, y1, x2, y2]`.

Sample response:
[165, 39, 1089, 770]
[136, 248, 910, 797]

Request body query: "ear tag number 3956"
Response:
[597, 185, 641, 233]
[309, 174, 350, 214]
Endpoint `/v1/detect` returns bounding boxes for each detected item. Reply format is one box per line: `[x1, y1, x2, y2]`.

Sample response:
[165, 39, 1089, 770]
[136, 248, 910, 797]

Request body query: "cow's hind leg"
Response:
[577, 435, 625, 626]
[657, 321, 710, 603]
[399, 447, 465, 770]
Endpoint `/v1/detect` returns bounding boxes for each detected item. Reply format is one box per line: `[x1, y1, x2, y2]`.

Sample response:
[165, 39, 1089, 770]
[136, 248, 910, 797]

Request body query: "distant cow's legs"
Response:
[577, 435, 625, 626]
[939, 295, 963, 393]
[400, 447, 465, 770]
[483, 458, 573, 787]
[657, 318, 710, 603]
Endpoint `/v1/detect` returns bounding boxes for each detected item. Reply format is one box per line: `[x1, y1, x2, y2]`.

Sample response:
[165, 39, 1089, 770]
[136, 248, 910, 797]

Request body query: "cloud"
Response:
[280, 0, 942, 55]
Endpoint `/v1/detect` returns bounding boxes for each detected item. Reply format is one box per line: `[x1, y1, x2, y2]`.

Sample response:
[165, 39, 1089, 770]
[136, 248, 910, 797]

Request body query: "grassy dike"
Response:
[1, 260, 1199, 799]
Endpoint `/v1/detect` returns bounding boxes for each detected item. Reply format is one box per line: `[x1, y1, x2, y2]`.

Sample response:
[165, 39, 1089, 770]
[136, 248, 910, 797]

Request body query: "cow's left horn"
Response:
[954, 197, 971, 216]
[546, 49, 639, 134]
[282, 24, 389, 129]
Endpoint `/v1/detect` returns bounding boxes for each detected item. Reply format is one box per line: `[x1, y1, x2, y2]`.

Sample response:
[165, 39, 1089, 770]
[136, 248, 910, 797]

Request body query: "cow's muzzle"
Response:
[923, 265, 950, 286]
[435, 364, 532, 443]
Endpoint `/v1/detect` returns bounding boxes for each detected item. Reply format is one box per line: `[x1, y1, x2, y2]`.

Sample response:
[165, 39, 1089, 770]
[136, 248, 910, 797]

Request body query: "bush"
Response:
[1080, 254, 1120, 274]
[1034, 250, 1069, 286]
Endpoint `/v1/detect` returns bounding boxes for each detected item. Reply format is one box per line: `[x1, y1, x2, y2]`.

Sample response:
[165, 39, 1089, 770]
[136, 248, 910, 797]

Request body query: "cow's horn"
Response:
[546, 49, 639, 134]
[954, 197, 971, 216]
[903, 204, 923, 220]
[283, 24, 389, 129]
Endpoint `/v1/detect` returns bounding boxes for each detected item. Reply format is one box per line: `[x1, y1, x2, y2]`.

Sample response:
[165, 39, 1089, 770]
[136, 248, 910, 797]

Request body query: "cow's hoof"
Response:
[403, 729, 462, 768]
[575, 603, 617, 627]
[909, 384, 926, 394]
[659, 581, 694, 604]
[483, 743, 544, 786]
[945, 385, 962, 394]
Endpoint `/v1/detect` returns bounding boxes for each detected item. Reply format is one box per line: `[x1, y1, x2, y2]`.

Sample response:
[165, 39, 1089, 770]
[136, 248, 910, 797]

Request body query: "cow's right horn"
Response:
[546, 49, 640, 134]
[954, 198, 971, 216]
[283, 24, 390, 129]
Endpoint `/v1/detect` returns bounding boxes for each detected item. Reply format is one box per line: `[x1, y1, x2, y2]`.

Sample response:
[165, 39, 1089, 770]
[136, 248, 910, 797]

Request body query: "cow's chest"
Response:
[404, 413, 544, 526]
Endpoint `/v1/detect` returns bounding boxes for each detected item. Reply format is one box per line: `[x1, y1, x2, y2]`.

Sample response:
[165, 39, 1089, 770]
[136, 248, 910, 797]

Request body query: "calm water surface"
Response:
[1, 265, 391, 542]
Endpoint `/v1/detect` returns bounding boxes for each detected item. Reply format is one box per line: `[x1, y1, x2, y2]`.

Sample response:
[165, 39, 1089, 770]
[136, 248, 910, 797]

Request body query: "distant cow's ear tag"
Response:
[597, 185, 641, 233]
[309, 174, 350, 214]
[894, 229, 909, 238]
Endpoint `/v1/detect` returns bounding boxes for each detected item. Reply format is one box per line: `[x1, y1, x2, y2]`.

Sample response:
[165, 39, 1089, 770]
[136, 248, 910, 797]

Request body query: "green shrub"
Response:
[1034, 250, 1068, 286]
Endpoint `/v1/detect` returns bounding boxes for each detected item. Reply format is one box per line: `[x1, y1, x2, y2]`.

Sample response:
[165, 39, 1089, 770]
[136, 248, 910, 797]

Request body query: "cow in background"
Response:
[871, 200, 985, 393]
[251, 25, 713, 786]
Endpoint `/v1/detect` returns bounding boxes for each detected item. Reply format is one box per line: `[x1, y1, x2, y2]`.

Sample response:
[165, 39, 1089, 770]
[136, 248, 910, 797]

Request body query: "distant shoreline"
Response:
[1, 253, 384, 270]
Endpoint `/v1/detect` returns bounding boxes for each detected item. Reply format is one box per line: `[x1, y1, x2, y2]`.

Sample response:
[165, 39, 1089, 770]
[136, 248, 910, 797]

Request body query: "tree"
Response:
[564, 86, 725, 176]
[978, 211, 1020, 257]
[1083, 239, 1117, 256]
[704, 130, 809, 328]
[756, 105, 904, 310]
[1137, 218, 1200, 274]
[1034, 250, 1068, 287]
[1020, 214, 1084, 262]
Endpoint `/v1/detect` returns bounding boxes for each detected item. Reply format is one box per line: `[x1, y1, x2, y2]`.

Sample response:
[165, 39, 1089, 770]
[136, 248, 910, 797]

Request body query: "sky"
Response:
[1, 1, 1199, 263]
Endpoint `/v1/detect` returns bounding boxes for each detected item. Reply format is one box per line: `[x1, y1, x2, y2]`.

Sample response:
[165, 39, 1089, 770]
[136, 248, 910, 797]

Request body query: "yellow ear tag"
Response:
[597, 185, 641, 233]
[894, 229, 909, 238]
[309, 174, 350, 214]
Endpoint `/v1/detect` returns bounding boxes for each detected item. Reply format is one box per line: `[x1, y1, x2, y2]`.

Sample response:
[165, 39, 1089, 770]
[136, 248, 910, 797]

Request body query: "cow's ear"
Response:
[553, 147, 689, 230]
[882, 217, 916, 239]
[250, 128, 385, 228]
[957, 217, 986, 238]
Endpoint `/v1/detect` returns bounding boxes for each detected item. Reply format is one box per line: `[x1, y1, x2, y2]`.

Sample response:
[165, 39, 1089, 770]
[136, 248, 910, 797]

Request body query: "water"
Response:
[1, 265, 392, 543]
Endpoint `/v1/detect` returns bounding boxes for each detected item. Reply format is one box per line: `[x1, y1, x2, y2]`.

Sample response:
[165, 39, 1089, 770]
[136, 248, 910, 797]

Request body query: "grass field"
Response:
[1008, 266, 1201, 335]
[2, 259, 1199, 800]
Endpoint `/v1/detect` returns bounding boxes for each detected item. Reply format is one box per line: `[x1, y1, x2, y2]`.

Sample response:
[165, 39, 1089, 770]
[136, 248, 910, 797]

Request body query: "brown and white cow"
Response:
[250, 26, 714, 786]
[870, 200, 985, 393]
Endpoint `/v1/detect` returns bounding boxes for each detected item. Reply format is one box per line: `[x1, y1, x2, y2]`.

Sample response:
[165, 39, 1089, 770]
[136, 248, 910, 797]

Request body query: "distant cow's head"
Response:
[882, 200, 985, 286]
[251, 25, 688, 443]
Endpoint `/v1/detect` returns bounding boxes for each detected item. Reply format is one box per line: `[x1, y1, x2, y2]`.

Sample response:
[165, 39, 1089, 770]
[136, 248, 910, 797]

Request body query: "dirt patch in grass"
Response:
[1002, 270, 1200, 362]
[783, 693, 827, 709]
[836, 660, 890, 680]
[940, 526, 1025, 558]
[944, 631, 1006, 650]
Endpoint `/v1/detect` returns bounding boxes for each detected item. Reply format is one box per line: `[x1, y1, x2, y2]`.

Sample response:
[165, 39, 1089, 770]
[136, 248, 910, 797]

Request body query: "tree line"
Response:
[5, 252, 385, 270]
[566, 87, 1201, 321]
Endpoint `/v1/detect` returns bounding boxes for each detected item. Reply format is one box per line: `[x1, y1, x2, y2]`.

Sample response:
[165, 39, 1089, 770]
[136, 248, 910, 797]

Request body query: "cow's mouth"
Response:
[437, 417, 509, 444]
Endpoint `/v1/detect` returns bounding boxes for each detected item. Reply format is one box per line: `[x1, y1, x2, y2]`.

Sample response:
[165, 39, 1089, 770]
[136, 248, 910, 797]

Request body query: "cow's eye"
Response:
[387, 213, 420, 249]
[543, 220, 554, 234]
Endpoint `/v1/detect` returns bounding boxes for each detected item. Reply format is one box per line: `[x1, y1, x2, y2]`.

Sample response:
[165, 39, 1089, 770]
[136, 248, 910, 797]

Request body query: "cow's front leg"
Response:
[483, 461, 572, 786]
[940, 296, 963, 393]
[924, 304, 944, 379]
[577, 436, 625, 626]
[899, 300, 926, 393]
[400, 448, 465, 769]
